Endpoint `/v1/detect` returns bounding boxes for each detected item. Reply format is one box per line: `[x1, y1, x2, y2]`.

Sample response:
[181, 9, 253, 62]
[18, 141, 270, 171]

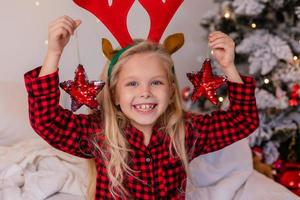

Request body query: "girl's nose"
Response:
[140, 85, 152, 98]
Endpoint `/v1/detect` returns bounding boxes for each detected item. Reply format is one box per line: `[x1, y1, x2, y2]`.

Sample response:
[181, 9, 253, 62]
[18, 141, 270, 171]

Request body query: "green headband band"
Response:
[108, 45, 132, 80]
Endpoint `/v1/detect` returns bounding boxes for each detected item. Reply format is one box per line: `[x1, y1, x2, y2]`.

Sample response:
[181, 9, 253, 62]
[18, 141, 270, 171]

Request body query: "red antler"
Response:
[73, 0, 134, 47]
[139, 0, 184, 42]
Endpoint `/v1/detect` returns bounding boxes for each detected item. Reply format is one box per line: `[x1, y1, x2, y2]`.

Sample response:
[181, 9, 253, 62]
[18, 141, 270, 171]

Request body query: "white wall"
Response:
[0, 0, 216, 109]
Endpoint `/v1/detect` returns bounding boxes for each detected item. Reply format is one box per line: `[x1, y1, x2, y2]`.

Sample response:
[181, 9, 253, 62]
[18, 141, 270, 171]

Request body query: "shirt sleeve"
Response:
[24, 66, 103, 158]
[185, 75, 259, 160]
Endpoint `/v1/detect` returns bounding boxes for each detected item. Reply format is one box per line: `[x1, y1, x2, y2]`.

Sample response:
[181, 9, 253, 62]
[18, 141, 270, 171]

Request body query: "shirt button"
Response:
[147, 179, 152, 187]
[145, 157, 151, 163]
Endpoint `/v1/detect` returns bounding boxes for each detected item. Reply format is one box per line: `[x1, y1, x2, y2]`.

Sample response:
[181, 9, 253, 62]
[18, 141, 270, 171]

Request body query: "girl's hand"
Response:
[47, 16, 81, 56]
[208, 31, 243, 83]
[208, 31, 235, 70]
[39, 16, 81, 77]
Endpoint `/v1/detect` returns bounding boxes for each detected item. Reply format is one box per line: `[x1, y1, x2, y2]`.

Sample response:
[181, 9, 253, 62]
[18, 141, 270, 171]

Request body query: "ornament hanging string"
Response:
[59, 28, 105, 112]
[206, 25, 216, 59]
[75, 30, 81, 64]
[199, 34, 214, 61]
[206, 42, 213, 59]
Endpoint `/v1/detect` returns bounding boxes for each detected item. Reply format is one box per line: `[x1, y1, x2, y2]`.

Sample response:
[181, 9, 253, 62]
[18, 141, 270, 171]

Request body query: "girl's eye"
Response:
[151, 80, 163, 86]
[126, 81, 138, 87]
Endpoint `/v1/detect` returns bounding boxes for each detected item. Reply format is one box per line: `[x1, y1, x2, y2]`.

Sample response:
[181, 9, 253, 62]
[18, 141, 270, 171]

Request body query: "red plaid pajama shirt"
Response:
[24, 67, 259, 200]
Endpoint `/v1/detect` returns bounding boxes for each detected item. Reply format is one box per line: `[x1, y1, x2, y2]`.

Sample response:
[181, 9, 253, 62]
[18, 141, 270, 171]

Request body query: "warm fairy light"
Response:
[44, 40, 48, 45]
[35, 1, 40, 6]
[289, 181, 295, 187]
[264, 78, 270, 84]
[224, 12, 231, 19]
[251, 23, 256, 29]
[218, 97, 224, 102]
[293, 56, 298, 61]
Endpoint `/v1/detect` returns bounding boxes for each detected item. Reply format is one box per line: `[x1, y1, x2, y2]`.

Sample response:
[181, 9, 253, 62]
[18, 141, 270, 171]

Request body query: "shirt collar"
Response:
[124, 123, 166, 152]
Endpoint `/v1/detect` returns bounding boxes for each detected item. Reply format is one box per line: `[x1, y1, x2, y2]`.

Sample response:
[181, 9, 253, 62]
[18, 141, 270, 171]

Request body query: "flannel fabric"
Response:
[24, 66, 259, 200]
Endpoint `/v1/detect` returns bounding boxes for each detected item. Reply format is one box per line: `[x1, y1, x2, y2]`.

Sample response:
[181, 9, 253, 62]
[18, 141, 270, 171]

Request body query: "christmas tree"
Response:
[184, 0, 300, 195]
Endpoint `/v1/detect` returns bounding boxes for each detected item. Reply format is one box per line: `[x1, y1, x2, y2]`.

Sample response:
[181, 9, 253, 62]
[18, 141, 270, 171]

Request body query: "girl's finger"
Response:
[74, 19, 82, 29]
[209, 32, 226, 40]
[58, 18, 76, 31]
[209, 38, 231, 47]
[209, 41, 225, 48]
[209, 38, 234, 49]
[49, 16, 76, 32]
[52, 26, 70, 39]
[210, 43, 227, 50]
[50, 21, 74, 36]
[62, 15, 77, 27]
[209, 35, 227, 43]
[58, 15, 77, 28]
[209, 31, 227, 37]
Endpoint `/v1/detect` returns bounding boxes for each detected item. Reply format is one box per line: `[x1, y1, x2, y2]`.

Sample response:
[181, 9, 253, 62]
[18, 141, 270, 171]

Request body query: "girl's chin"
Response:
[130, 118, 158, 130]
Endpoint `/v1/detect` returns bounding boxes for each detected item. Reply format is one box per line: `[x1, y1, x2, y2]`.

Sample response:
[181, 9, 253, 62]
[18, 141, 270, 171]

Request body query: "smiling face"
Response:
[114, 52, 173, 133]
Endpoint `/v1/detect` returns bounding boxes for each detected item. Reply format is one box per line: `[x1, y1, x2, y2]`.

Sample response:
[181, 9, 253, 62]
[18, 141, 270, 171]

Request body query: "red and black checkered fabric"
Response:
[24, 67, 259, 200]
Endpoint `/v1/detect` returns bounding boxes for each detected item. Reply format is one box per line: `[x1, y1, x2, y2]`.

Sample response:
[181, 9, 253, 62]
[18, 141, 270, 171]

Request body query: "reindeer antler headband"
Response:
[61, 0, 227, 112]
[73, 0, 185, 78]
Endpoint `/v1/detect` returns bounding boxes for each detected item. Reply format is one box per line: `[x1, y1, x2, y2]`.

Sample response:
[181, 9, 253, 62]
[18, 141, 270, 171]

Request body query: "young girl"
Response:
[24, 16, 259, 199]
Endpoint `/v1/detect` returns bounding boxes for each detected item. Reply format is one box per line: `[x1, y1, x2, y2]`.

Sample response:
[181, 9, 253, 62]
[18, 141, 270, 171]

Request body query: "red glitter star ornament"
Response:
[187, 58, 227, 105]
[60, 64, 105, 112]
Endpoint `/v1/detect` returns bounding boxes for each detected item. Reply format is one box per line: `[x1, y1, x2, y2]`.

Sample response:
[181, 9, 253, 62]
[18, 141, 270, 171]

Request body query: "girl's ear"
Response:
[169, 82, 176, 103]
[102, 38, 118, 60]
[112, 90, 120, 106]
[163, 33, 184, 55]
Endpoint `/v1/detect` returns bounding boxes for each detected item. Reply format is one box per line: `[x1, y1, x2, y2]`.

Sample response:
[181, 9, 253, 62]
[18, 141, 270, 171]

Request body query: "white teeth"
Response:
[135, 104, 155, 112]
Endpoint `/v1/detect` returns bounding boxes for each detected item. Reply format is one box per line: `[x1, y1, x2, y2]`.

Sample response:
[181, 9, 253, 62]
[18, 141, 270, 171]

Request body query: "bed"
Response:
[0, 81, 298, 200]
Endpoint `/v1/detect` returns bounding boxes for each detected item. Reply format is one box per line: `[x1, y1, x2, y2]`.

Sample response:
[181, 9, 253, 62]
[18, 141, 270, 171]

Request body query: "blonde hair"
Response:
[87, 40, 188, 199]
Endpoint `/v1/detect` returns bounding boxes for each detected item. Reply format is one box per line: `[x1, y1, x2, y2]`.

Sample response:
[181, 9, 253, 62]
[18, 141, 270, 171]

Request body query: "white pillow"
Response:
[0, 81, 38, 145]
[186, 139, 253, 200]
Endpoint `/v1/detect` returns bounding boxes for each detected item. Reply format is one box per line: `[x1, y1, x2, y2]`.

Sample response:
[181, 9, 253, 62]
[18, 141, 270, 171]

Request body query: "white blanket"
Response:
[1, 138, 298, 200]
[0, 138, 88, 200]
[186, 139, 299, 200]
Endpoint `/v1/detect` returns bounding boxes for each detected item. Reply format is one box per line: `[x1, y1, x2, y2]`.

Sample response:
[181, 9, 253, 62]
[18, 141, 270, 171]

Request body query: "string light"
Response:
[251, 23, 257, 29]
[289, 181, 295, 187]
[264, 78, 270, 84]
[35, 1, 40, 6]
[293, 56, 298, 61]
[218, 97, 224, 102]
[224, 12, 231, 19]
[44, 40, 48, 45]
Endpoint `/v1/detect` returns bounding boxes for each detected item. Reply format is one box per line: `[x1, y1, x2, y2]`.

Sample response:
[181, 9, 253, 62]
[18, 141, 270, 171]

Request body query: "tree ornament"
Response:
[275, 162, 300, 196]
[186, 58, 227, 105]
[60, 64, 105, 112]
[288, 84, 300, 107]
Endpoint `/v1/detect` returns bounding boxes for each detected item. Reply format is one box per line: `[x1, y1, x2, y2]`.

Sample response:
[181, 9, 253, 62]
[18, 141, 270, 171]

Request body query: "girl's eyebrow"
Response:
[121, 76, 138, 81]
[122, 75, 167, 81]
[151, 75, 168, 79]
